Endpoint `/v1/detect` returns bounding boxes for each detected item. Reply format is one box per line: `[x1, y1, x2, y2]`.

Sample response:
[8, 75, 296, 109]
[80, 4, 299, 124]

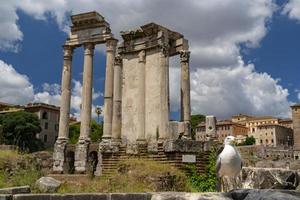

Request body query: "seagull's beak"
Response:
[230, 140, 237, 145]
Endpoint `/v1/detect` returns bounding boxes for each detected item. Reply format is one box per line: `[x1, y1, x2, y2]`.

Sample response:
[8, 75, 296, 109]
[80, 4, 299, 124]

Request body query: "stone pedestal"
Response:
[52, 139, 68, 173]
[74, 139, 90, 173]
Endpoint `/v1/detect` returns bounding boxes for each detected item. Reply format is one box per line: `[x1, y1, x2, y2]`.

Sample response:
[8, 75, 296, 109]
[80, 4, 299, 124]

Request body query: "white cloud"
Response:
[34, 80, 102, 120]
[283, 0, 300, 21]
[0, 60, 34, 104]
[0, 0, 294, 119]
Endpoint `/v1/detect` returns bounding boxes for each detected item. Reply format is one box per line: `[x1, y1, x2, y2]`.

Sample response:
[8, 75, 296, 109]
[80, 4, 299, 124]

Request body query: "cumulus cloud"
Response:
[0, 60, 34, 104]
[283, 0, 300, 21]
[33, 80, 102, 120]
[0, 0, 295, 119]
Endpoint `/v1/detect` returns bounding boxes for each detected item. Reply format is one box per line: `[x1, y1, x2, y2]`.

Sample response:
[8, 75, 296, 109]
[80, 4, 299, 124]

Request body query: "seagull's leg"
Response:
[221, 177, 224, 192]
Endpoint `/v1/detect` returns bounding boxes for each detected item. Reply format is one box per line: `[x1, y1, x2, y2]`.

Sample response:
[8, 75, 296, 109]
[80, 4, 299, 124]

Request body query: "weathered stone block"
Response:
[13, 194, 52, 200]
[0, 195, 12, 200]
[111, 193, 149, 200]
[36, 177, 61, 193]
[164, 139, 203, 153]
[223, 167, 299, 191]
[0, 186, 30, 194]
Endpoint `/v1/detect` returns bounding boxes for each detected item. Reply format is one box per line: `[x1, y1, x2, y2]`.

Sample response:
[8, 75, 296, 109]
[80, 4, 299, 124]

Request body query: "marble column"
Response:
[79, 43, 95, 141]
[137, 50, 146, 142]
[53, 45, 73, 174]
[159, 45, 170, 140]
[103, 39, 117, 140]
[180, 50, 191, 137]
[112, 55, 123, 142]
[75, 42, 94, 173]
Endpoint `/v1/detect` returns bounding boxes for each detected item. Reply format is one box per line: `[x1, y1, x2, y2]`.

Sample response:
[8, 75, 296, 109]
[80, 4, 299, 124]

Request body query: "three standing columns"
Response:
[180, 50, 191, 137]
[103, 39, 118, 140]
[111, 55, 123, 142]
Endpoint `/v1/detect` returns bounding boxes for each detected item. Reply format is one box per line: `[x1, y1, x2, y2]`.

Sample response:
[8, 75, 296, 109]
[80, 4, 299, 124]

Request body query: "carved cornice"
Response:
[138, 50, 146, 63]
[63, 45, 74, 59]
[180, 50, 190, 63]
[84, 43, 95, 55]
[114, 55, 122, 66]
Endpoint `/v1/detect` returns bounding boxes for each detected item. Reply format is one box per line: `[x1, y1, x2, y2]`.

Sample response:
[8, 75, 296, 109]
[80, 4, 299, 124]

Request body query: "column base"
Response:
[99, 138, 119, 153]
[74, 138, 90, 174]
[52, 138, 68, 174]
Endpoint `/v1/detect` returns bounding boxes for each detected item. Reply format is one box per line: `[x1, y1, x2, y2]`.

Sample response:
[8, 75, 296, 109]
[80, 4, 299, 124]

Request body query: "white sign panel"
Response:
[182, 154, 196, 163]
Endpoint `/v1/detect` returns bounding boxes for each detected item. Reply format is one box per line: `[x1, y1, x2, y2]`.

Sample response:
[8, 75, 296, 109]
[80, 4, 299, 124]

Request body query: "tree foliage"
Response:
[69, 120, 103, 144]
[238, 136, 255, 146]
[0, 111, 43, 152]
[191, 114, 205, 139]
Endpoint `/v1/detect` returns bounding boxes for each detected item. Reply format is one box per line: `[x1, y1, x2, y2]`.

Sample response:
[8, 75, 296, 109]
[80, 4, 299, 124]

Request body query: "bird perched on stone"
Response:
[216, 136, 242, 192]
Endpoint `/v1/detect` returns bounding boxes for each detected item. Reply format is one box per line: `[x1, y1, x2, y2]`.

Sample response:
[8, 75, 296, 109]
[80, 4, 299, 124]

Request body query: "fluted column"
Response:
[79, 43, 95, 141]
[159, 45, 170, 140]
[53, 45, 73, 174]
[180, 50, 191, 137]
[112, 55, 122, 142]
[137, 50, 146, 142]
[103, 39, 117, 140]
[58, 45, 73, 141]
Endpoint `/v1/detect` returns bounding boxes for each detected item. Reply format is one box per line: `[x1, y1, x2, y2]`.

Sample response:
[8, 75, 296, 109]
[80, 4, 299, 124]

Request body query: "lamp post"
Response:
[95, 106, 102, 124]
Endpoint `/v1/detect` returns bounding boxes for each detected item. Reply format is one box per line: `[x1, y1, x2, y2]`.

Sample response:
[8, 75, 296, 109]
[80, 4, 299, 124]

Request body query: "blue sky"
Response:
[0, 0, 300, 120]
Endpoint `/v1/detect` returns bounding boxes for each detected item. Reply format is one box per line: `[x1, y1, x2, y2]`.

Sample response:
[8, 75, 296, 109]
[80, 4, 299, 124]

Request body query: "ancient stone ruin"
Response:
[52, 11, 206, 175]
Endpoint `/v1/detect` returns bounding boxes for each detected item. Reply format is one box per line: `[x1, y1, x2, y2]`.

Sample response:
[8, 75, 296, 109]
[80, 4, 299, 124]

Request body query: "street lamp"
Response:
[95, 106, 102, 124]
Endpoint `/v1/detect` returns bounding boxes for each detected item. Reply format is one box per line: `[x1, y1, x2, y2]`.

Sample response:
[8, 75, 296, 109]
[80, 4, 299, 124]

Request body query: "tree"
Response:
[69, 120, 103, 144]
[238, 136, 255, 146]
[0, 111, 43, 152]
[191, 114, 206, 139]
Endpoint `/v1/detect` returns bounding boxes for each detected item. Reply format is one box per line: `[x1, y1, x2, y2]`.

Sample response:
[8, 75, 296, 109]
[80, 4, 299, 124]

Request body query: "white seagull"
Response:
[216, 136, 242, 192]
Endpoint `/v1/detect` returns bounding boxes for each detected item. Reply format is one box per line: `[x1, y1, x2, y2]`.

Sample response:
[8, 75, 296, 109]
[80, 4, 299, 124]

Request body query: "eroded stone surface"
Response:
[35, 177, 61, 193]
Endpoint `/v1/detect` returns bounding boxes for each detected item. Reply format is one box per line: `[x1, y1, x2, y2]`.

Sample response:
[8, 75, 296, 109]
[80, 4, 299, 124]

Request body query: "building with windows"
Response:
[24, 103, 60, 147]
[195, 120, 249, 143]
[249, 124, 293, 147]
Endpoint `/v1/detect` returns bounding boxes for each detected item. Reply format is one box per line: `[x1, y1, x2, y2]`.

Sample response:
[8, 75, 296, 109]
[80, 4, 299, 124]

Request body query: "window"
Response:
[252, 128, 255, 133]
[42, 111, 48, 119]
[266, 139, 268, 144]
[260, 140, 263, 144]
[44, 122, 48, 130]
[43, 135, 48, 143]
[271, 139, 274, 143]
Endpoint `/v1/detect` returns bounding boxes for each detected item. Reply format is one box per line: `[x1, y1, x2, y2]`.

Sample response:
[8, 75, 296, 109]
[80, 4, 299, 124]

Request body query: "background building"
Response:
[250, 124, 293, 147]
[196, 120, 248, 143]
[24, 103, 60, 147]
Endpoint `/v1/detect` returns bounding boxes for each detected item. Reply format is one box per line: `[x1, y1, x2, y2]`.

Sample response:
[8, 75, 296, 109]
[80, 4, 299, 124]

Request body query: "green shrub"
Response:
[187, 150, 217, 192]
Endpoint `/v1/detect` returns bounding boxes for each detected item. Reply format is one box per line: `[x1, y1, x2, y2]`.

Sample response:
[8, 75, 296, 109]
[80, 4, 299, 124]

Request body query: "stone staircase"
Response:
[100, 143, 210, 177]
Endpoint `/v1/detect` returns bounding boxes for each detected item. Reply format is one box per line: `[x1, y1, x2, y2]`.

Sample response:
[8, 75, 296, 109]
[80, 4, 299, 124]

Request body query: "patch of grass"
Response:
[0, 150, 43, 189]
[58, 158, 191, 193]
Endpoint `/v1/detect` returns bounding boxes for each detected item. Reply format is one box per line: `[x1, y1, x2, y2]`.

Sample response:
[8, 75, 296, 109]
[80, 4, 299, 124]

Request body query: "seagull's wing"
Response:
[216, 155, 221, 177]
[216, 146, 224, 156]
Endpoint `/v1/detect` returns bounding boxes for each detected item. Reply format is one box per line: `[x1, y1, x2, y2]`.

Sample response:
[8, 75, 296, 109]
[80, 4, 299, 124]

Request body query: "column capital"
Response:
[62, 45, 74, 59]
[138, 50, 146, 63]
[114, 55, 122, 66]
[159, 44, 169, 57]
[180, 50, 190, 63]
[106, 38, 118, 52]
[83, 43, 95, 55]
